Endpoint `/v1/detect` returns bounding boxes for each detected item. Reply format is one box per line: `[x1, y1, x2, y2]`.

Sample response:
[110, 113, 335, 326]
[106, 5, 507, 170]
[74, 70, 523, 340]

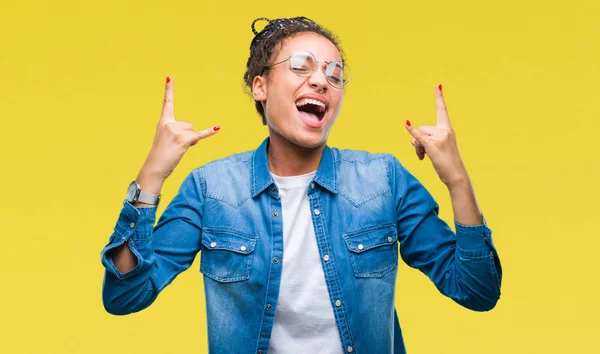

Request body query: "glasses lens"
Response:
[289, 51, 316, 76]
[325, 61, 351, 88]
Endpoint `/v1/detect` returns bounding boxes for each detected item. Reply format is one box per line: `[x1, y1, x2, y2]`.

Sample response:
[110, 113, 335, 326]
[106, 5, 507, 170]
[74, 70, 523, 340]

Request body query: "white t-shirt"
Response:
[268, 170, 343, 354]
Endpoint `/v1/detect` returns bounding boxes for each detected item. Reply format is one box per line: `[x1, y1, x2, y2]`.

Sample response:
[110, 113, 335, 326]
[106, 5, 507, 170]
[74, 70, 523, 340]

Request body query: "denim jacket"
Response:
[101, 137, 502, 354]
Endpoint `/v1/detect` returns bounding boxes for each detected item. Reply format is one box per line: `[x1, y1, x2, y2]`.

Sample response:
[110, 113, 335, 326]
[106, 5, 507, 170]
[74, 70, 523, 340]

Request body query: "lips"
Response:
[295, 94, 329, 128]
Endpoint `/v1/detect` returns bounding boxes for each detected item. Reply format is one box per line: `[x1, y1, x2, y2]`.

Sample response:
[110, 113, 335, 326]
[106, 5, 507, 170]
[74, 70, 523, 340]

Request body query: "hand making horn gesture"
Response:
[140, 77, 220, 182]
[404, 84, 468, 188]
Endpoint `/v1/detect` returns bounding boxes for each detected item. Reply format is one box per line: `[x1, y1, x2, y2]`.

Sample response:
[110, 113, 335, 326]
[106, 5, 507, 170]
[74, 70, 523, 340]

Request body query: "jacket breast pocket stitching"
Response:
[343, 225, 398, 278]
[338, 187, 391, 208]
[205, 193, 251, 208]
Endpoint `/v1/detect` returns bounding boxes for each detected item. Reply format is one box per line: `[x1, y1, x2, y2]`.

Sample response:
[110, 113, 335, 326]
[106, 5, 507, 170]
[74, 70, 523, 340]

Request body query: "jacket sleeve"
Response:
[389, 155, 502, 311]
[100, 169, 205, 315]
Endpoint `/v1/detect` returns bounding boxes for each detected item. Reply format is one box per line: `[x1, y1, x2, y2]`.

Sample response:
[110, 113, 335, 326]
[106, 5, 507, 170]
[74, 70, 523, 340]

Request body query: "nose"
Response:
[308, 64, 328, 93]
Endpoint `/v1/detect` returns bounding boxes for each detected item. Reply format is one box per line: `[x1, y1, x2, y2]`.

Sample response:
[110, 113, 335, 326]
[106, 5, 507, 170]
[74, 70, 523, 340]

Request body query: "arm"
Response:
[397, 84, 502, 310]
[100, 76, 219, 315]
[391, 156, 501, 311]
[100, 170, 205, 315]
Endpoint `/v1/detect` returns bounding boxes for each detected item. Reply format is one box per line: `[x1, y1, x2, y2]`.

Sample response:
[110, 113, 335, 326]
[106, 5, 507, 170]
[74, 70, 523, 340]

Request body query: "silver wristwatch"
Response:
[125, 180, 161, 206]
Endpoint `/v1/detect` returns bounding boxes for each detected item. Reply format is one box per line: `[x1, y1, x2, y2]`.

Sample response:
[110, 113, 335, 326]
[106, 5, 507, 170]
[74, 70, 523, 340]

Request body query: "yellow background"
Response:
[1, 0, 598, 353]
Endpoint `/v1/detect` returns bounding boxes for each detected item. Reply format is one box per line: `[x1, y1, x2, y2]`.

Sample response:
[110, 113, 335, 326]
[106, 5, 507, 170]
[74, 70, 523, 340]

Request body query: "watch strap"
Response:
[137, 190, 161, 205]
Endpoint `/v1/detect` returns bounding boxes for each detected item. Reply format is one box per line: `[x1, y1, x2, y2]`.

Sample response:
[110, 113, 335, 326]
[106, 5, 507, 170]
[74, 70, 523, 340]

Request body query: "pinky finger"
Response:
[190, 126, 220, 146]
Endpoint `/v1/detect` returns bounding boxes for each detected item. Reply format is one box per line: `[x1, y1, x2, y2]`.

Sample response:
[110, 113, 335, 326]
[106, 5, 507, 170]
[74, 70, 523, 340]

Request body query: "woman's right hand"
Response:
[137, 77, 220, 190]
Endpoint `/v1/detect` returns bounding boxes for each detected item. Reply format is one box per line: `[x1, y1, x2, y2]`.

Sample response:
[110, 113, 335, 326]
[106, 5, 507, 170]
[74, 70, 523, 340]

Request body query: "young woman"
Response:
[101, 17, 502, 354]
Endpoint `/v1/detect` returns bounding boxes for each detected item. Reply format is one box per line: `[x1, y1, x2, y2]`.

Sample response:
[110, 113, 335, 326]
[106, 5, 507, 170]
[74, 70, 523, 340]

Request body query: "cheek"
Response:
[331, 95, 344, 116]
[267, 92, 289, 118]
[267, 85, 296, 115]
[265, 94, 296, 128]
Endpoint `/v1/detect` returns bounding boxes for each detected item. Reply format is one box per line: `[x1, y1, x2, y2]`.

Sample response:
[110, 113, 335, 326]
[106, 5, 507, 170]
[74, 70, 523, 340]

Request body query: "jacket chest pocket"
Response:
[343, 225, 398, 278]
[200, 228, 257, 283]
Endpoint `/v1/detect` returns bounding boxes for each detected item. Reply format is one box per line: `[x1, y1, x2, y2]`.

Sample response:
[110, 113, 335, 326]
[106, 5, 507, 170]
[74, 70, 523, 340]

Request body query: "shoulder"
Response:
[333, 147, 391, 163]
[330, 147, 398, 206]
[201, 150, 254, 170]
[331, 147, 398, 177]
[189, 149, 254, 177]
[330, 147, 423, 197]
[188, 150, 254, 197]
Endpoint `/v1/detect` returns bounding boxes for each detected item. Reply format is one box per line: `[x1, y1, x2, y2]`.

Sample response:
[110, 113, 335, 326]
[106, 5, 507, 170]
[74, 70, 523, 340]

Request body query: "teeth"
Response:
[295, 98, 327, 113]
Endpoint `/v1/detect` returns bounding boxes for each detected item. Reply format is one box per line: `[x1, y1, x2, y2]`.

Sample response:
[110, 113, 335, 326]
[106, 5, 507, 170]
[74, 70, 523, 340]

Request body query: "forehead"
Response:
[275, 32, 342, 62]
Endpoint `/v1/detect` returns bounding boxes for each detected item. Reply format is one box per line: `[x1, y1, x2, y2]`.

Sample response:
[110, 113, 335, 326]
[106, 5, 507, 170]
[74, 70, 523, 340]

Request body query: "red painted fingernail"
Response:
[166, 76, 171, 84]
[438, 84, 443, 91]
[406, 120, 411, 127]
[213, 126, 220, 131]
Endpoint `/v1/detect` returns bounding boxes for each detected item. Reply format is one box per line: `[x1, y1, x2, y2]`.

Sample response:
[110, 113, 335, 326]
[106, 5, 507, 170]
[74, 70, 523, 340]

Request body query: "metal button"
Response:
[314, 209, 320, 215]
[271, 186, 276, 192]
[266, 304, 272, 310]
[388, 236, 393, 243]
[240, 245, 247, 251]
[273, 257, 279, 264]
[210, 242, 217, 248]
[335, 300, 341, 307]
[129, 222, 135, 228]
[310, 182, 315, 189]
[357, 244, 364, 250]
[323, 254, 330, 262]
[258, 351, 264, 354]
[272, 211, 279, 217]
[347, 346, 353, 353]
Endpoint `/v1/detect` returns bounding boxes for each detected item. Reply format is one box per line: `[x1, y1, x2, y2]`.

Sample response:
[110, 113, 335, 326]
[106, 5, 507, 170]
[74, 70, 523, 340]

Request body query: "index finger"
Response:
[435, 84, 451, 129]
[161, 76, 175, 123]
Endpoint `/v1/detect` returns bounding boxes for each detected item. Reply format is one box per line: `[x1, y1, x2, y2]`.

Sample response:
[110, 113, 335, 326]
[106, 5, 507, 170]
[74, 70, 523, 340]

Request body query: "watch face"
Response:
[126, 181, 139, 202]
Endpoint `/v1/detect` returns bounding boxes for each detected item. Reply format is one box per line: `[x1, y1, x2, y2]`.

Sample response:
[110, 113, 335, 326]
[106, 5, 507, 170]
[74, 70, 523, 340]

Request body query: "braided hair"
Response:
[243, 17, 344, 125]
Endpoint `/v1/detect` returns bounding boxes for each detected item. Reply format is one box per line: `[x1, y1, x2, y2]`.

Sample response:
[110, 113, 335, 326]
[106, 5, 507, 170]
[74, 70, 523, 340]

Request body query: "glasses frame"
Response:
[263, 50, 352, 89]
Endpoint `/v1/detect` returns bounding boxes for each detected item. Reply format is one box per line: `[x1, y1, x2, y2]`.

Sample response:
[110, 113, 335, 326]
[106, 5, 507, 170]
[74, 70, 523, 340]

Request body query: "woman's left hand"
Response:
[404, 84, 468, 188]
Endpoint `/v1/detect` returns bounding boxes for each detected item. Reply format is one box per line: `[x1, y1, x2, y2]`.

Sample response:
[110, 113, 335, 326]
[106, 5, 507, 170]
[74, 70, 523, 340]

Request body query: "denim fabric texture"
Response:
[101, 137, 502, 354]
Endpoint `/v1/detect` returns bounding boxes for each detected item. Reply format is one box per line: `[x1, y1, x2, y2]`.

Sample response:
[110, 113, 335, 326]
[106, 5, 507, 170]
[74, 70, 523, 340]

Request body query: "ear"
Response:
[252, 75, 267, 102]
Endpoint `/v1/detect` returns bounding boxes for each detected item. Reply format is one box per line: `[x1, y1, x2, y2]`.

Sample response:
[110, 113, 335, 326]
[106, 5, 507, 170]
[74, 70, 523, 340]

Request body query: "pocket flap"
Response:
[344, 226, 398, 254]
[201, 230, 257, 255]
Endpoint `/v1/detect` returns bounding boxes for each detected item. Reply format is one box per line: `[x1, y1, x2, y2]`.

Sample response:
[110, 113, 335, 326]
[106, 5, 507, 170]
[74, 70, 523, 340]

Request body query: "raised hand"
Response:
[138, 77, 220, 186]
[404, 84, 468, 188]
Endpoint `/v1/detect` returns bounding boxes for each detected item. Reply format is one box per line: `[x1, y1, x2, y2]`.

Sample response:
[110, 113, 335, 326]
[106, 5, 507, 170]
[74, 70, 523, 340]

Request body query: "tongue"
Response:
[298, 110, 320, 121]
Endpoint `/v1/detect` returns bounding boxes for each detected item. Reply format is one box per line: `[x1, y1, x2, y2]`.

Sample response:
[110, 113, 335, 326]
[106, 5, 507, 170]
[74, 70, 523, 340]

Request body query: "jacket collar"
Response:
[251, 137, 338, 197]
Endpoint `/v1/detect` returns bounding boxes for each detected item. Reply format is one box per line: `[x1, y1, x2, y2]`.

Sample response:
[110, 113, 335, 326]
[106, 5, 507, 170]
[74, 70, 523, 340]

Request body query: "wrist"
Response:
[445, 173, 470, 191]
[136, 171, 166, 195]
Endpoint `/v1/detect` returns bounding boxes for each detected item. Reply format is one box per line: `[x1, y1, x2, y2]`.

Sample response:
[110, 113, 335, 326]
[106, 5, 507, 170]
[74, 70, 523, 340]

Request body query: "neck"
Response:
[267, 131, 325, 177]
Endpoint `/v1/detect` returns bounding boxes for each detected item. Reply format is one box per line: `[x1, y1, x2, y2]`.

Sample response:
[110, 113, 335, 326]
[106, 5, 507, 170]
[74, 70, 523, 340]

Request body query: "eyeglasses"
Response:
[263, 50, 352, 89]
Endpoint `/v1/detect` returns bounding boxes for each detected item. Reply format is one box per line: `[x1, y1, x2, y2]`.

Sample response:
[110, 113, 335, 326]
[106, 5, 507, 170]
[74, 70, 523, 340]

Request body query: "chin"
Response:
[293, 136, 326, 149]
[269, 127, 325, 150]
[291, 126, 331, 147]
[267, 112, 333, 149]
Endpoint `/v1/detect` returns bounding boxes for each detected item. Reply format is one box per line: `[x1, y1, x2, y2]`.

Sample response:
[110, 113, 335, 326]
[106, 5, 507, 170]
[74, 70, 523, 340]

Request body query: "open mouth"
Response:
[295, 98, 327, 122]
